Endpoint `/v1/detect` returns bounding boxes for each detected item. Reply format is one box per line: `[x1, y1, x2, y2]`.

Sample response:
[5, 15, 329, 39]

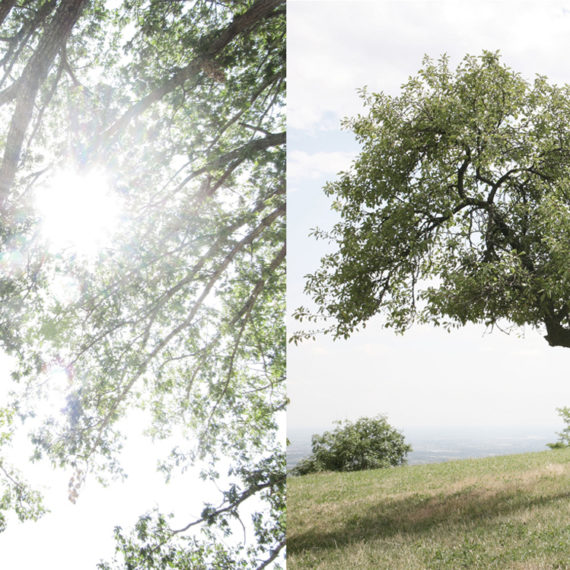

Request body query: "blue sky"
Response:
[288, 0, 570, 433]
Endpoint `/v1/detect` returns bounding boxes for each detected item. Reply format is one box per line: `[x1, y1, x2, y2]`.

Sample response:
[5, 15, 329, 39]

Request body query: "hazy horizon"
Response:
[287, 423, 561, 470]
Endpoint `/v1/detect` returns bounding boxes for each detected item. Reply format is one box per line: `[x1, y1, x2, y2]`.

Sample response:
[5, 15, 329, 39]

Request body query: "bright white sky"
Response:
[288, 0, 570, 433]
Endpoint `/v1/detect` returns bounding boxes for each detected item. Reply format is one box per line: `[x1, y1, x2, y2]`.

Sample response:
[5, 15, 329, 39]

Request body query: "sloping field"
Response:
[287, 448, 570, 569]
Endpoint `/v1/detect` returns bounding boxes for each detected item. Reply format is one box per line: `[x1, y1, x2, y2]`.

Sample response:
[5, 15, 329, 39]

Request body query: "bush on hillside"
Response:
[547, 406, 570, 449]
[292, 415, 411, 475]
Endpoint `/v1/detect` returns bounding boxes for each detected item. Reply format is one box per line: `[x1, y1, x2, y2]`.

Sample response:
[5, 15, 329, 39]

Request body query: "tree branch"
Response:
[0, 0, 88, 210]
[87, 203, 285, 457]
[99, 0, 285, 146]
[256, 539, 285, 570]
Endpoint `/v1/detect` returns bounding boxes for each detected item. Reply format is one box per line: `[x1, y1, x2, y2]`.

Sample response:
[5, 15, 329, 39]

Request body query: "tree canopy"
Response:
[0, 1, 285, 567]
[295, 51, 570, 350]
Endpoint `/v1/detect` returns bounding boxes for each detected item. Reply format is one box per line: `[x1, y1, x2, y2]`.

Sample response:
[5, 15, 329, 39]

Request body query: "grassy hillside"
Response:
[287, 448, 570, 569]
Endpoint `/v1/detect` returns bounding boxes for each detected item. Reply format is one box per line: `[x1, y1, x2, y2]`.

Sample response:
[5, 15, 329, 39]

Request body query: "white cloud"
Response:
[288, 1, 570, 132]
[288, 149, 356, 181]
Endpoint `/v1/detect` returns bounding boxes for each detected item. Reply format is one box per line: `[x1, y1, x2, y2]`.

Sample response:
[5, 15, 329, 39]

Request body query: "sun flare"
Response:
[35, 168, 121, 258]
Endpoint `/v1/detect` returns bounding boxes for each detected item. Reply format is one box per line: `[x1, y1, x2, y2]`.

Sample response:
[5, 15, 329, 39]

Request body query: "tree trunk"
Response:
[543, 317, 570, 348]
[0, 0, 88, 211]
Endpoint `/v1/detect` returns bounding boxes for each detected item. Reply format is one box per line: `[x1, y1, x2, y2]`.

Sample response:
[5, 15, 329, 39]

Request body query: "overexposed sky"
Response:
[288, 0, 570, 432]
[0, 376, 223, 568]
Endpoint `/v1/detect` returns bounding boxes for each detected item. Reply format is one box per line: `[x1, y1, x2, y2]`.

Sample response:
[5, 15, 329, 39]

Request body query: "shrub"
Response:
[547, 407, 570, 449]
[292, 415, 411, 475]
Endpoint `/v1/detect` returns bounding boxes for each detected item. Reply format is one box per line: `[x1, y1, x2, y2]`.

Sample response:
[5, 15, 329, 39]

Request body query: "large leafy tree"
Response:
[296, 51, 570, 351]
[0, 1, 285, 567]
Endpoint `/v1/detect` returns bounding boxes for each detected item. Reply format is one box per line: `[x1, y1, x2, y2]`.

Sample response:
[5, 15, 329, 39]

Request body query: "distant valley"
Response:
[287, 425, 559, 469]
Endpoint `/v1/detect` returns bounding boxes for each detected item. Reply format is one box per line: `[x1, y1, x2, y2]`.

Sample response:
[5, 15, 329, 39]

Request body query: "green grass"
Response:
[287, 448, 570, 569]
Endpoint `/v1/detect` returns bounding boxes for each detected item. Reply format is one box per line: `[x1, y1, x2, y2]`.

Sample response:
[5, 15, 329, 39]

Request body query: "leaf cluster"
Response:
[291, 415, 412, 475]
